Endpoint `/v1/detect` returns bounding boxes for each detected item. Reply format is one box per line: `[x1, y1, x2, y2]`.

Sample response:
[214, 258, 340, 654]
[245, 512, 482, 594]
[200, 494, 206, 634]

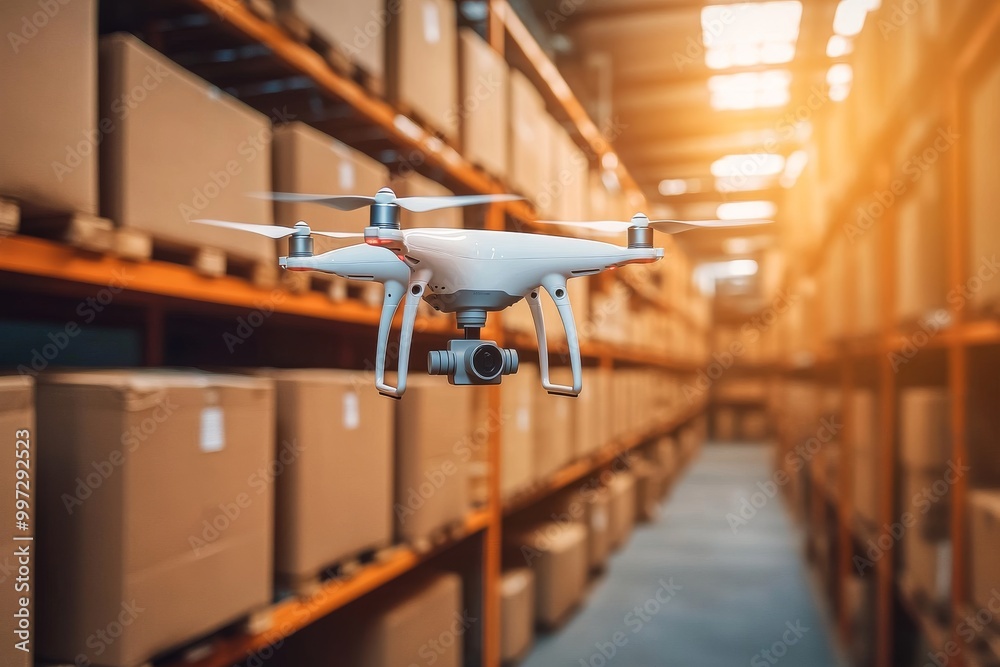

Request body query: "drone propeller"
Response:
[254, 187, 523, 213]
[535, 214, 773, 237]
[193, 219, 363, 239]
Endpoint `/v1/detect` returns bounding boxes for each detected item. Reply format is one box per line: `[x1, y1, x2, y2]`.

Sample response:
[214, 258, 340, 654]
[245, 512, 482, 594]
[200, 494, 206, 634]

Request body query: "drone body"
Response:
[197, 187, 766, 398]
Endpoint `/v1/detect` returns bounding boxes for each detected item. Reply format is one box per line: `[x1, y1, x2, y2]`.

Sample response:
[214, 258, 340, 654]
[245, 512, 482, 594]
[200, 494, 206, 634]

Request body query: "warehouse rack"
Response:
[0, 2, 710, 666]
[761, 5, 1000, 667]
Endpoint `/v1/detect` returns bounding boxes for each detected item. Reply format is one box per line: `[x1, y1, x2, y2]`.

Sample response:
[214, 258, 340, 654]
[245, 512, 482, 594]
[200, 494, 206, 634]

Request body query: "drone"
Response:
[197, 187, 768, 398]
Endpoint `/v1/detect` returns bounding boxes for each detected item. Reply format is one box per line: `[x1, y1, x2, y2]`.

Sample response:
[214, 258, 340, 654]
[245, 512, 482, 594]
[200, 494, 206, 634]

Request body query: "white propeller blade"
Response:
[395, 193, 524, 212]
[252, 193, 376, 211]
[193, 219, 362, 239]
[254, 190, 522, 213]
[535, 217, 772, 236]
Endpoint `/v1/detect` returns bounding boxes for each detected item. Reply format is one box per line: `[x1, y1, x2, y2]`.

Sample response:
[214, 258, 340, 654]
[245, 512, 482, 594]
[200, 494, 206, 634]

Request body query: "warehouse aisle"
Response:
[523, 443, 844, 667]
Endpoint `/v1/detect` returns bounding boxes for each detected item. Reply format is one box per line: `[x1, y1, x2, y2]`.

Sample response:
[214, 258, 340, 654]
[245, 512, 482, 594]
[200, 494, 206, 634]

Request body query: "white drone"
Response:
[197, 187, 767, 398]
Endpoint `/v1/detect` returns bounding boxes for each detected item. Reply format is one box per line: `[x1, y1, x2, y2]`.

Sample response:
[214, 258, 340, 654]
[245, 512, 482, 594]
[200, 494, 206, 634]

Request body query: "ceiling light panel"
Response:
[701, 2, 803, 70]
[708, 70, 792, 110]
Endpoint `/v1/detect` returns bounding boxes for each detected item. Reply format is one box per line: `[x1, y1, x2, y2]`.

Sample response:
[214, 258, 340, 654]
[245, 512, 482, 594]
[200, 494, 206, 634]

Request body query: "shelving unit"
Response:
[0, 2, 709, 666]
[759, 5, 1000, 667]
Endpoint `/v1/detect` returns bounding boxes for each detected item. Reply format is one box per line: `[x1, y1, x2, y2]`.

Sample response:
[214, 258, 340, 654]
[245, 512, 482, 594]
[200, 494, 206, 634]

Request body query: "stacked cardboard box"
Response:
[968, 54, 1000, 315]
[273, 122, 389, 231]
[970, 491, 1000, 610]
[391, 170, 464, 229]
[607, 471, 636, 550]
[285, 0, 385, 82]
[647, 437, 677, 498]
[500, 364, 537, 500]
[458, 29, 509, 178]
[340, 573, 464, 667]
[395, 379, 473, 544]
[0, 0, 98, 215]
[100, 34, 274, 265]
[508, 522, 588, 627]
[501, 568, 535, 662]
[265, 370, 394, 588]
[899, 388, 951, 607]
[534, 389, 574, 482]
[0, 377, 33, 667]
[36, 371, 274, 667]
[508, 69, 547, 201]
[633, 460, 661, 522]
[386, 0, 458, 143]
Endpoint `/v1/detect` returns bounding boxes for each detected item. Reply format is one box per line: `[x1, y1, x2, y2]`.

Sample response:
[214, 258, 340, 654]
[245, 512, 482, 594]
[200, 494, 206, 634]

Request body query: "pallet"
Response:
[281, 544, 398, 598]
[17, 209, 117, 254]
[408, 519, 469, 555]
[281, 270, 349, 301]
[142, 236, 279, 289]
[275, 7, 385, 97]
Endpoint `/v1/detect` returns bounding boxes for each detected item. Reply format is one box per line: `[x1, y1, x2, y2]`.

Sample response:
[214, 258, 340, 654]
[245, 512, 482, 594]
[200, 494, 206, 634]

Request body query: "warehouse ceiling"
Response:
[511, 0, 844, 265]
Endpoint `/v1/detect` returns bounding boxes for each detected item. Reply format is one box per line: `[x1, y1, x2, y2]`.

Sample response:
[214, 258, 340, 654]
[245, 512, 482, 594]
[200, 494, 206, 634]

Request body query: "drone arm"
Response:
[375, 272, 427, 398]
[529, 276, 583, 397]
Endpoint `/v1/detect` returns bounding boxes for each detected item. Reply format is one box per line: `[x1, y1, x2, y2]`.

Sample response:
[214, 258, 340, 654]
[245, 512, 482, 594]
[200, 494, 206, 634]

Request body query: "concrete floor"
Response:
[522, 443, 845, 667]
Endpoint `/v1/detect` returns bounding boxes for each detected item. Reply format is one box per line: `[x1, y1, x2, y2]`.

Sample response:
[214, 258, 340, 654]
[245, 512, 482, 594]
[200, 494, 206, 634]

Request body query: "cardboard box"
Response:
[395, 379, 472, 543]
[391, 170, 463, 229]
[458, 29, 508, 178]
[0, 0, 98, 215]
[99, 34, 273, 262]
[508, 69, 546, 198]
[895, 167, 947, 323]
[501, 568, 535, 662]
[510, 522, 587, 626]
[586, 487, 611, 571]
[273, 122, 388, 232]
[534, 389, 574, 481]
[900, 388, 950, 469]
[968, 57, 1000, 314]
[572, 367, 607, 459]
[607, 471, 636, 550]
[500, 364, 537, 499]
[714, 407, 737, 441]
[36, 370, 274, 667]
[900, 468, 950, 541]
[287, 0, 385, 79]
[741, 410, 769, 441]
[342, 572, 463, 667]
[970, 490, 1000, 609]
[386, 0, 458, 142]
[902, 534, 951, 608]
[633, 461, 661, 523]
[266, 370, 393, 583]
[0, 377, 33, 667]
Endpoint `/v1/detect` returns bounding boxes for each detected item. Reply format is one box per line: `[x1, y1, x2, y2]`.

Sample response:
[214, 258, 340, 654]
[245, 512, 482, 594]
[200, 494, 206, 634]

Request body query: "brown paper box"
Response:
[0, 377, 33, 667]
[458, 29, 509, 178]
[35, 370, 274, 667]
[899, 388, 950, 469]
[500, 364, 537, 499]
[608, 471, 636, 550]
[391, 170, 464, 229]
[501, 568, 534, 661]
[265, 370, 394, 582]
[970, 490, 1000, 610]
[0, 0, 98, 215]
[394, 379, 472, 542]
[288, 0, 385, 80]
[534, 389, 574, 482]
[509, 522, 587, 626]
[99, 34, 273, 262]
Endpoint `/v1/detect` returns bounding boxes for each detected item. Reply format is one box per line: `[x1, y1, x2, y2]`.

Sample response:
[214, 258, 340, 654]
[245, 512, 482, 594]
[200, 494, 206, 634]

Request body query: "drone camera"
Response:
[428, 340, 518, 385]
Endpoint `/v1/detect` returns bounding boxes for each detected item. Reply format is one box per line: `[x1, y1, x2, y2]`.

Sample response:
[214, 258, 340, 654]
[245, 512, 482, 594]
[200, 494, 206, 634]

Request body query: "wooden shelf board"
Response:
[164, 510, 490, 667]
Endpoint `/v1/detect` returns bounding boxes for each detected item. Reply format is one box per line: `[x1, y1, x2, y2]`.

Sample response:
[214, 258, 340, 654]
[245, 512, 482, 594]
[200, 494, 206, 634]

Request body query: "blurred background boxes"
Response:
[607, 471, 636, 551]
[500, 568, 535, 663]
[508, 68, 547, 200]
[279, 0, 385, 85]
[0, 377, 33, 667]
[970, 491, 1000, 611]
[35, 370, 274, 667]
[968, 54, 1000, 315]
[99, 33, 273, 268]
[534, 388, 574, 482]
[0, 0, 98, 216]
[458, 28, 509, 179]
[266, 369, 393, 590]
[391, 170, 464, 229]
[395, 379, 472, 544]
[508, 521, 588, 628]
[386, 0, 458, 143]
[500, 363, 537, 500]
